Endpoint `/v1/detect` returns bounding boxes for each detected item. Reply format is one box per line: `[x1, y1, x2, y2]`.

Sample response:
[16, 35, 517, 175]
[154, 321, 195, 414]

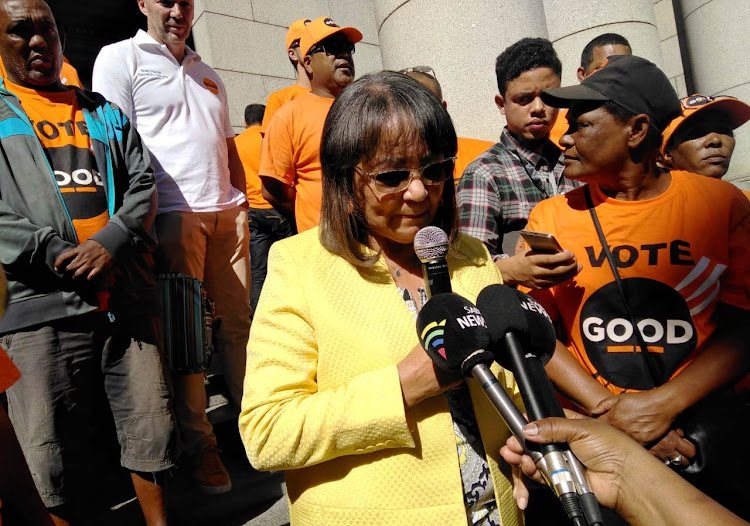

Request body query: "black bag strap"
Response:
[583, 185, 666, 387]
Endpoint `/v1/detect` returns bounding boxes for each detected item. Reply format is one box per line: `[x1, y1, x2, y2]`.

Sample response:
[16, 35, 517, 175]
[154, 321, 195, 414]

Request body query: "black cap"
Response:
[541, 55, 681, 132]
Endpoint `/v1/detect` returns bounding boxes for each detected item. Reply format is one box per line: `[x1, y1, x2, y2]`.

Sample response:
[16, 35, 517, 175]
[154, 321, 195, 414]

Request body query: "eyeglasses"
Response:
[680, 94, 736, 110]
[356, 157, 456, 194]
[309, 40, 355, 56]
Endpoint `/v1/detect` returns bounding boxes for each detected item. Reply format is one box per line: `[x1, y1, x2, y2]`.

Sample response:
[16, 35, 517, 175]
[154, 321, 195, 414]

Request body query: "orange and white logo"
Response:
[203, 77, 219, 94]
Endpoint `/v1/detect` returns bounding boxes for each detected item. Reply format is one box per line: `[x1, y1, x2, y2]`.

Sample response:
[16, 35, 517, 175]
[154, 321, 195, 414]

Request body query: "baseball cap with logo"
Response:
[299, 16, 362, 57]
[285, 18, 311, 51]
[541, 55, 681, 133]
[661, 94, 750, 153]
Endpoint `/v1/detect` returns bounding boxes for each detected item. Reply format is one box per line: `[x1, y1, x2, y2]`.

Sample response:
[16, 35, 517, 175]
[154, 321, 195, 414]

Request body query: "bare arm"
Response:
[261, 176, 296, 222]
[595, 304, 750, 445]
[495, 250, 580, 289]
[501, 413, 747, 526]
[227, 137, 247, 195]
[545, 340, 612, 411]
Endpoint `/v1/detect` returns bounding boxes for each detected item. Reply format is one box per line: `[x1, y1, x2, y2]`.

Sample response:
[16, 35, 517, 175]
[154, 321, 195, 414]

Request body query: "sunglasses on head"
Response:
[398, 65, 438, 81]
[681, 94, 737, 110]
[357, 157, 456, 194]
[309, 40, 355, 56]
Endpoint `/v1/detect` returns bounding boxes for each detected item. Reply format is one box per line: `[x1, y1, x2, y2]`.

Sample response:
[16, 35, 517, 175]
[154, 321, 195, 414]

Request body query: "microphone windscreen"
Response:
[414, 226, 449, 262]
[416, 293, 491, 375]
[511, 289, 557, 365]
[476, 284, 528, 340]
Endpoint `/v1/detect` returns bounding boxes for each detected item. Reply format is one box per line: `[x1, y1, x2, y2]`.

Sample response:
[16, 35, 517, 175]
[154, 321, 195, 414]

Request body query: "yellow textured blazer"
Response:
[239, 229, 524, 526]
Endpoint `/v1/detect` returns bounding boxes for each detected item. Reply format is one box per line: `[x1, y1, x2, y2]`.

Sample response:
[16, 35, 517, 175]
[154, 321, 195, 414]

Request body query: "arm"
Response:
[239, 243, 415, 471]
[501, 211, 581, 289]
[226, 136, 247, 194]
[258, 109, 297, 223]
[0, 200, 76, 283]
[595, 304, 750, 445]
[56, 105, 157, 279]
[456, 163, 504, 255]
[495, 250, 580, 289]
[260, 176, 296, 220]
[501, 413, 747, 526]
[545, 339, 612, 411]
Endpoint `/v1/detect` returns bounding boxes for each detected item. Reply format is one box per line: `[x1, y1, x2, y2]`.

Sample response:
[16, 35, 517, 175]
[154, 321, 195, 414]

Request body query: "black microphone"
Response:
[414, 226, 451, 297]
[415, 293, 541, 463]
[477, 285, 602, 526]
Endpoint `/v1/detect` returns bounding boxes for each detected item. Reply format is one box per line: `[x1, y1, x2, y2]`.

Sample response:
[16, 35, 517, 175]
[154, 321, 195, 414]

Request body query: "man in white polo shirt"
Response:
[92, 0, 250, 494]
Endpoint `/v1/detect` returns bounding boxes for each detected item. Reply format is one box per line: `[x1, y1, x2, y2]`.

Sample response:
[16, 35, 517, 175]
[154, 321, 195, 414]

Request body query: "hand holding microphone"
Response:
[477, 284, 603, 526]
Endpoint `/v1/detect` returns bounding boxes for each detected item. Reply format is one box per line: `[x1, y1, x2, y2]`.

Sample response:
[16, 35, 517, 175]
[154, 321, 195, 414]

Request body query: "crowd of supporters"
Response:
[0, 1, 748, 525]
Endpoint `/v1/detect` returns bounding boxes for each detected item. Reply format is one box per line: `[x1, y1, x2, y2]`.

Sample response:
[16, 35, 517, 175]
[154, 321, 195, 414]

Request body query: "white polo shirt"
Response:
[93, 30, 245, 213]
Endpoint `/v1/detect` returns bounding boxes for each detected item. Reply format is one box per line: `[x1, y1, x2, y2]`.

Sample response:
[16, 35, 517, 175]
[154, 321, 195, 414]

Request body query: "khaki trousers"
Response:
[155, 206, 250, 453]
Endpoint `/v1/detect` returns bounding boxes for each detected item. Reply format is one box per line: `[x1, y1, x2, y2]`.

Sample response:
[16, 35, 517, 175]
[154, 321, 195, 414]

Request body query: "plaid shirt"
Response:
[457, 127, 580, 255]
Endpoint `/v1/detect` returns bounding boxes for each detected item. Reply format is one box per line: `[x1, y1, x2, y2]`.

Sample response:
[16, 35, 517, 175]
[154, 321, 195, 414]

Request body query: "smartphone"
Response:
[519, 230, 564, 254]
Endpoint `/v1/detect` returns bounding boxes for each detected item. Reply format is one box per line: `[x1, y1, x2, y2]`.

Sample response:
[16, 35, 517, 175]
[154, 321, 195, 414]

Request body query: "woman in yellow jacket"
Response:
[239, 71, 523, 526]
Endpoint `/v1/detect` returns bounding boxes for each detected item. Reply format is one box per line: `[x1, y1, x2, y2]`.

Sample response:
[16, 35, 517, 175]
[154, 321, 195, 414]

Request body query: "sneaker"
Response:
[192, 446, 232, 495]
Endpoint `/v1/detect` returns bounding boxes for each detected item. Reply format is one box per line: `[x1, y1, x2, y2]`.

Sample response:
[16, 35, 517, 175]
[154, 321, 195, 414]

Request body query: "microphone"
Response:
[415, 293, 542, 464]
[414, 226, 451, 297]
[477, 285, 602, 526]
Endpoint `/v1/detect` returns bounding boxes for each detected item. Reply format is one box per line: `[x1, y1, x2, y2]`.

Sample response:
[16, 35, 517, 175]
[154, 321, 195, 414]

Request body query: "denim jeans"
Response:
[248, 206, 293, 312]
[1, 313, 176, 507]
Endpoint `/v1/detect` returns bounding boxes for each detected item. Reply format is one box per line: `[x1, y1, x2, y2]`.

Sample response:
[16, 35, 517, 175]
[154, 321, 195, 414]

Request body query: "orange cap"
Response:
[661, 94, 750, 153]
[285, 18, 311, 51]
[299, 16, 362, 57]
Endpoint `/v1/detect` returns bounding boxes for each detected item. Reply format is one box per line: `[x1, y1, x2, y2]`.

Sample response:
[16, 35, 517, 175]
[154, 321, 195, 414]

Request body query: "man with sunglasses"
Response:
[259, 16, 362, 233]
[261, 18, 312, 129]
[662, 95, 750, 188]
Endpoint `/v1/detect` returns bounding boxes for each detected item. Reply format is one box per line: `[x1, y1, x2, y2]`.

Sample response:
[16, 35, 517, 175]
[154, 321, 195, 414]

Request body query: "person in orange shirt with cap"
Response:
[235, 103, 293, 313]
[261, 18, 312, 129]
[400, 65, 494, 185]
[259, 16, 362, 233]
[661, 94, 750, 189]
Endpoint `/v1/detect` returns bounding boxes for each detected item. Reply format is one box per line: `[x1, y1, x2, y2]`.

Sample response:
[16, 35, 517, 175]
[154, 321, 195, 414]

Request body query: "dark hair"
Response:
[601, 101, 662, 151]
[495, 38, 562, 95]
[244, 103, 265, 126]
[319, 71, 458, 267]
[580, 33, 631, 70]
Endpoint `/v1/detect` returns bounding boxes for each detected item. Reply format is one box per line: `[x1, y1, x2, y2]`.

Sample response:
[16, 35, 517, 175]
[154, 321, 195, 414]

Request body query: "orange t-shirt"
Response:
[235, 125, 271, 209]
[526, 171, 750, 394]
[261, 83, 310, 130]
[743, 189, 750, 201]
[548, 108, 568, 150]
[6, 81, 110, 243]
[259, 92, 333, 233]
[455, 137, 494, 184]
[0, 346, 20, 393]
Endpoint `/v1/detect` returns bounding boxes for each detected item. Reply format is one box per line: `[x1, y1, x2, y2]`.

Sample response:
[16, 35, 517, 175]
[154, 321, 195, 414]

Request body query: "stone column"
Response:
[372, 0, 548, 141]
[542, 0, 664, 87]
[679, 0, 750, 187]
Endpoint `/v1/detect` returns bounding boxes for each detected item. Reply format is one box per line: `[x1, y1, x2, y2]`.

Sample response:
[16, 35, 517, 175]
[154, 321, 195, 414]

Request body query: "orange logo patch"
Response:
[203, 78, 219, 94]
